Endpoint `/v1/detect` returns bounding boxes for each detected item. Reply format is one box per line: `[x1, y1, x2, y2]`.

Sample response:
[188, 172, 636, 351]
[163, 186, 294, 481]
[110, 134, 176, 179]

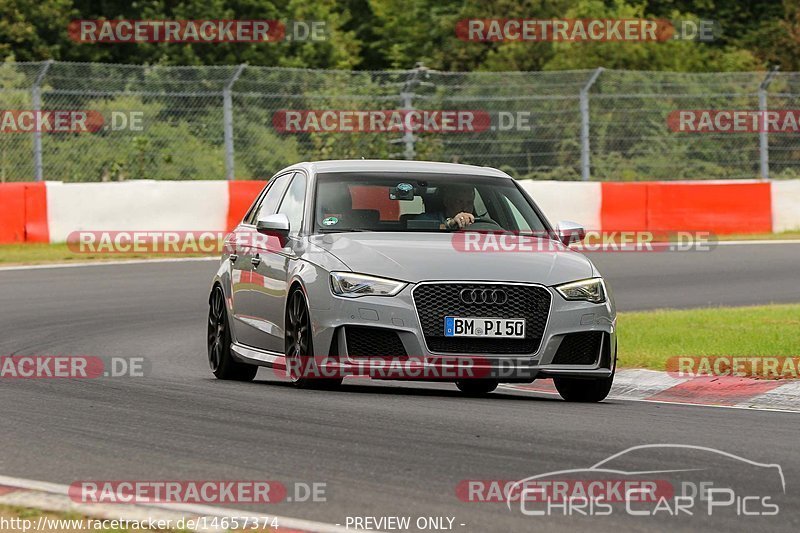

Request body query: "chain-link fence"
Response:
[1, 61, 799, 182]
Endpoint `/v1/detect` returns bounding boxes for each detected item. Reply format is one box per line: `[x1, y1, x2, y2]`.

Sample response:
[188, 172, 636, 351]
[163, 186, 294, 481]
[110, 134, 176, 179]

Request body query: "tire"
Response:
[208, 286, 258, 381]
[455, 379, 499, 396]
[554, 371, 614, 403]
[554, 341, 617, 402]
[285, 288, 343, 389]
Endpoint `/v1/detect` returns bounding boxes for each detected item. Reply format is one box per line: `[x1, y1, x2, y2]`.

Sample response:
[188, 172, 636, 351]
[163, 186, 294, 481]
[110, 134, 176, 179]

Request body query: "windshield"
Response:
[314, 172, 549, 234]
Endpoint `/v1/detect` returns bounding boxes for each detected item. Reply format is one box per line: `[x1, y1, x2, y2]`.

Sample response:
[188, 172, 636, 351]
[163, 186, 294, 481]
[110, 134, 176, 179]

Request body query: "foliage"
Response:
[1, 0, 796, 181]
[0, 0, 794, 71]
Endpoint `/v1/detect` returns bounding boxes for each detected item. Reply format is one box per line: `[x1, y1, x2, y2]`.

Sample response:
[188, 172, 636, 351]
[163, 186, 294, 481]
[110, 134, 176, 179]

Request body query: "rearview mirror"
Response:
[555, 220, 586, 245]
[389, 182, 416, 201]
[256, 213, 290, 235]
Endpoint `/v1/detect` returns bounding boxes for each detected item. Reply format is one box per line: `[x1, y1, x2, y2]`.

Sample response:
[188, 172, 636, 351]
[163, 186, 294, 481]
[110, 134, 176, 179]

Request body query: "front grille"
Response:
[552, 331, 604, 365]
[345, 326, 407, 357]
[412, 283, 551, 354]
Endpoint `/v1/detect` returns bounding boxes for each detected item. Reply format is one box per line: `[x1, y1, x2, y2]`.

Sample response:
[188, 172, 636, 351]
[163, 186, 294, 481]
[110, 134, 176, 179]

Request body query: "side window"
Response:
[474, 189, 487, 216]
[243, 187, 268, 225]
[502, 196, 532, 231]
[277, 173, 307, 236]
[250, 173, 294, 224]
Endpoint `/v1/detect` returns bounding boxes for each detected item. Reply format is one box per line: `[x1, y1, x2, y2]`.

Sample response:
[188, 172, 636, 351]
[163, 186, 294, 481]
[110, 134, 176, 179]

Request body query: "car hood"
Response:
[307, 233, 595, 286]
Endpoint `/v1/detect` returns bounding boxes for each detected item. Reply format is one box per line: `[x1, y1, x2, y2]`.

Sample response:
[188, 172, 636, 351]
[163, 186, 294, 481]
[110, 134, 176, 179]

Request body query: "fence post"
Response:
[223, 64, 247, 181]
[396, 62, 430, 160]
[32, 59, 53, 182]
[580, 67, 603, 181]
[759, 66, 780, 180]
[399, 89, 415, 160]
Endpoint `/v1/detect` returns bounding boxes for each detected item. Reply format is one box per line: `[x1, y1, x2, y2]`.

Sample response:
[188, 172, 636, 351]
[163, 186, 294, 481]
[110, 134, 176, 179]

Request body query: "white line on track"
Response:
[499, 385, 800, 414]
[1, 239, 799, 272]
[712, 239, 800, 246]
[0, 256, 218, 272]
[0, 474, 358, 533]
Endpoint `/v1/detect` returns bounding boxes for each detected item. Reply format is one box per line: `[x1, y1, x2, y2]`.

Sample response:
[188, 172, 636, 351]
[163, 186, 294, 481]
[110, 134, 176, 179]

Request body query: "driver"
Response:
[442, 184, 476, 229]
[416, 183, 476, 229]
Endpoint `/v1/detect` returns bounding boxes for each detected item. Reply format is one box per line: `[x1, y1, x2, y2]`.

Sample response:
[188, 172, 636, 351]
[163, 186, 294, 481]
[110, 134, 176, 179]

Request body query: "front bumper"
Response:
[309, 280, 616, 382]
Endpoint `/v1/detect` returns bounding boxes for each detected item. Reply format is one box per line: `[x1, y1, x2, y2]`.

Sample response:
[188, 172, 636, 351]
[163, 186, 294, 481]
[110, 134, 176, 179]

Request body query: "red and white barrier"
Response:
[0, 182, 49, 243]
[599, 180, 773, 234]
[0, 179, 797, 244]
[505, 368, 800, 411]
[771, 180, 800, 232]
[0, 180, 266, 244]
[45, 181, 230, 242]
[518, 181, 601, 229]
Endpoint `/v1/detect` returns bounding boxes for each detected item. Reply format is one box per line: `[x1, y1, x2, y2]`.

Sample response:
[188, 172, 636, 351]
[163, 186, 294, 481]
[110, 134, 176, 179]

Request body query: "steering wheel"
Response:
[467, 216, 503, 230]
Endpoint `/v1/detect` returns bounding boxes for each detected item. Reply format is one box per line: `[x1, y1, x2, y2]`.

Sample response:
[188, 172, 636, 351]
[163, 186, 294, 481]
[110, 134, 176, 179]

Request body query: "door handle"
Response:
[229, 254, 238, 263]
[251, 254, 261, 267]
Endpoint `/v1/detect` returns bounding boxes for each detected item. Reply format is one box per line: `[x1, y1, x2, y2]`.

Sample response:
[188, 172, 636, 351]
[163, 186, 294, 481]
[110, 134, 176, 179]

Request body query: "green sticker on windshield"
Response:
[322, 216, 339, 226]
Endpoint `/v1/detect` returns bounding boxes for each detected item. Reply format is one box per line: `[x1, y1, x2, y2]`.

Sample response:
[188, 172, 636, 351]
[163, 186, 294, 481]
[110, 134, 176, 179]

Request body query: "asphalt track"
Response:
[1, 243, 799, 532]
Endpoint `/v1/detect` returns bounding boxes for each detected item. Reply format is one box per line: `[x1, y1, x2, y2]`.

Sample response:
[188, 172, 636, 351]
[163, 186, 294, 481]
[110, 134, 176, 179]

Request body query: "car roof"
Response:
[280, 159, 512, 179]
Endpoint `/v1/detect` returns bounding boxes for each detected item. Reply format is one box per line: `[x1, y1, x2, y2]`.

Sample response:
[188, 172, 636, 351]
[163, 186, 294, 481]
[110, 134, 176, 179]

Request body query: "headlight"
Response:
[556, 278, 606, 303]
[330, 272, 407, 298]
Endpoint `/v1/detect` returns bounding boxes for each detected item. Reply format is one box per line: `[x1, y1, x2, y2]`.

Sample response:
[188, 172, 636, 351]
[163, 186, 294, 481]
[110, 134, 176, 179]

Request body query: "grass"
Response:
[0, 243, 216, 266]
[1, 504, 85, 521]
[617, 304, 800, 371]
[716, 230, 800, 241]
[575, 229, 800, 245]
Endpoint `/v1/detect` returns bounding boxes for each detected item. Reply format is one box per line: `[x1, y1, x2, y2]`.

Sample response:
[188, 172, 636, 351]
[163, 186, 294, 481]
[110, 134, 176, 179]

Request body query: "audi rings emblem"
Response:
[460, 288, 507, 305]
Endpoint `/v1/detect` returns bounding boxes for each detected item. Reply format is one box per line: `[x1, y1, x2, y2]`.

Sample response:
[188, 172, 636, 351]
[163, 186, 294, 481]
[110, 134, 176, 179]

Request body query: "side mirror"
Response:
[256, 213, 290, 236]
[555, 221, 586, 245]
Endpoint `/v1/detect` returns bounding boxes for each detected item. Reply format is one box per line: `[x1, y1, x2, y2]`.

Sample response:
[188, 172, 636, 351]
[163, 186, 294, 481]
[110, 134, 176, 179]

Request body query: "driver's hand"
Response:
[450, 212, 475, 228]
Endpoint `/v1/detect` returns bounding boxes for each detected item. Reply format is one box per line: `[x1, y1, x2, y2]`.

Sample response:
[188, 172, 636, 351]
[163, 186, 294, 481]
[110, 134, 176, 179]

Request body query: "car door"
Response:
[231, 172, 294, 349]
[248, 171, 308, 354]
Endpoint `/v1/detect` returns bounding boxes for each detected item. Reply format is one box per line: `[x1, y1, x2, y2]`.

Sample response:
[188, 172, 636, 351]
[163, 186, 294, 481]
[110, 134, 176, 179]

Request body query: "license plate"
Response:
[444, 317, 526, 338]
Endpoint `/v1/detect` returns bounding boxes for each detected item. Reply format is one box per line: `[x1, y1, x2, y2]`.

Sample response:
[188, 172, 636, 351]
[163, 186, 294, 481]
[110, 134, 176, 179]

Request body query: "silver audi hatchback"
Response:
[208, 160, 616, 401]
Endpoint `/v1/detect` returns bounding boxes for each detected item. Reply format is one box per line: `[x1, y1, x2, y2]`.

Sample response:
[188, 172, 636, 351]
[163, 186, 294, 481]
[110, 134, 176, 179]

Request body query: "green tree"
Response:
[543, 0, 761, 71]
